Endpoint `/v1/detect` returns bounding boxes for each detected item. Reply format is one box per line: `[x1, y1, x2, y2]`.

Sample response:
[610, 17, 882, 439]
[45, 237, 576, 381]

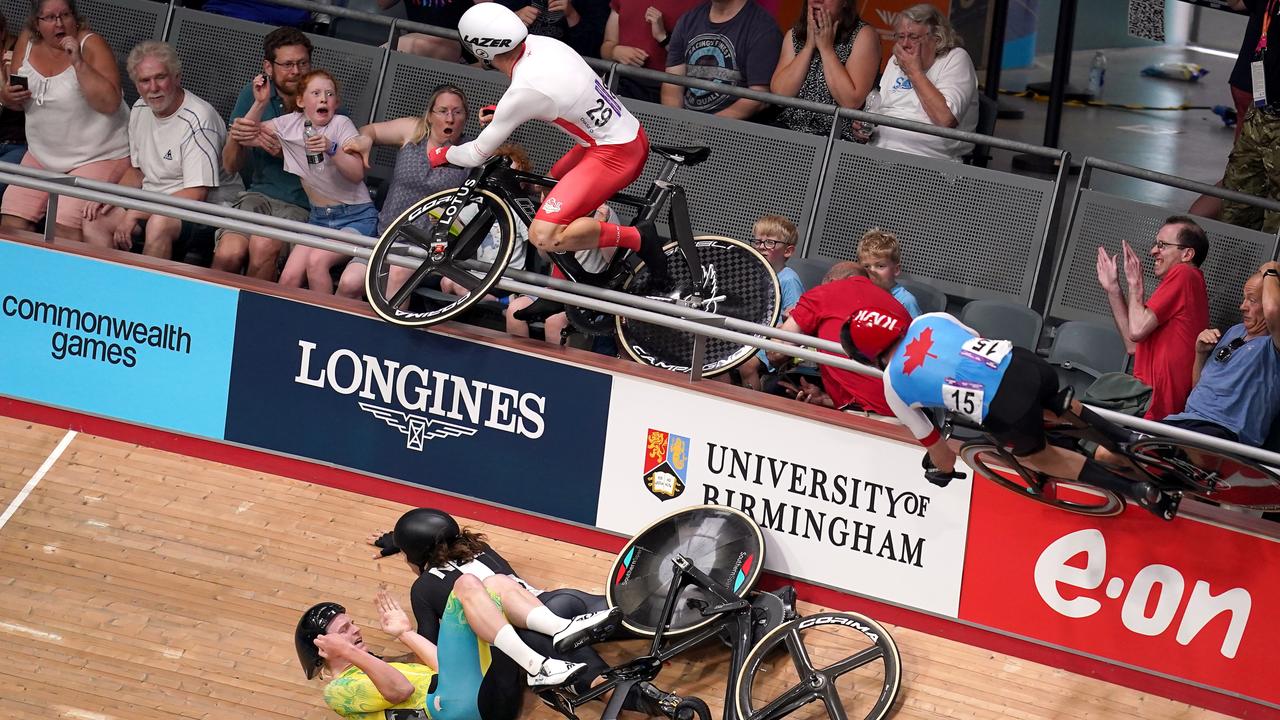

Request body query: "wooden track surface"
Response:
[0, 416, 1232, 720]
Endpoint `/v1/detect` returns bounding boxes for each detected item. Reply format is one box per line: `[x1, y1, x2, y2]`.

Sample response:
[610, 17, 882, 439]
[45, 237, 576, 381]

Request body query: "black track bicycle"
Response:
[955, 392, 1280, 518]
[363, 146, 780, 377]
[536, 505, 902, 720]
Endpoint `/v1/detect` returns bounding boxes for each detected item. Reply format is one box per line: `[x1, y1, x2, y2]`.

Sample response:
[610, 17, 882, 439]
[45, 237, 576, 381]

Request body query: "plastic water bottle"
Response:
[1088, 51, 1107, 97]
[304, 119, 324, 165]
[854, 89, 880, 142]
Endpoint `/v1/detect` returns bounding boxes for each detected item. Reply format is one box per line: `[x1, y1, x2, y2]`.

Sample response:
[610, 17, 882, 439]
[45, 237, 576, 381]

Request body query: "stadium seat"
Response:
[898, 275, 947, 315]
[959, 298, 1043, 350]
[963, 94, 998, 168]
[1047, 320, 1128, 374]
[787, 256, 840, 292]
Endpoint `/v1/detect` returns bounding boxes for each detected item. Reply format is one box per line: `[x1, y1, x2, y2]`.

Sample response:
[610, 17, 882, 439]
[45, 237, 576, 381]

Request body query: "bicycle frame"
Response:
[428, 156, 707, 290]
[540, 554, 755, 720]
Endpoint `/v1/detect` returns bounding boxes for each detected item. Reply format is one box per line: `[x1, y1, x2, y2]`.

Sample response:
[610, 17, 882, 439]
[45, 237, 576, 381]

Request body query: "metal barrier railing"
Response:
[6, 162, 1280, 472]
[8, 1, 1278, 470]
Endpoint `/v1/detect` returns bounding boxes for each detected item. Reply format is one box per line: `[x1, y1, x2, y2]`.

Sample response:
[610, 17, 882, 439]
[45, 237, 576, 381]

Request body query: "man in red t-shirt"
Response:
[601, 0, 701, 102]
[1096, 215, 1210, 420]
[775, 268, 909, 415]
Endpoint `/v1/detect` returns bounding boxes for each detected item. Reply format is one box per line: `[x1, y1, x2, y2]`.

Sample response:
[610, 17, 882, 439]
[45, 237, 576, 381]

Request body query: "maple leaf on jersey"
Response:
[902, 327, 937, 375]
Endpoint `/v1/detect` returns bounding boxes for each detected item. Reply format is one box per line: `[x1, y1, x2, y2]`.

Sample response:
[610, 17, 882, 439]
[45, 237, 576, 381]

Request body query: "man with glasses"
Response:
[1095, 215, 1210, 421]
[213, 28, 323, 281]
[1161, 261, 1280, 446]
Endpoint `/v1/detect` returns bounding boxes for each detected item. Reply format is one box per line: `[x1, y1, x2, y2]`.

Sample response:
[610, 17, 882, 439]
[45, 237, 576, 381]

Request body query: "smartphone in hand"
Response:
[8, 74, 27, 90]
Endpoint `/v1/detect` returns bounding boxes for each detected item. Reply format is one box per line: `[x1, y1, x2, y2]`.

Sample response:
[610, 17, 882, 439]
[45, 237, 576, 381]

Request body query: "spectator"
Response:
[247, 69, 374, 296]
[731, 214, 805, 390]
[857, 228, 921, 317]
[506, 202, 617, 346]
[660, 0, 781, 118]
[340, 83, 471, 300]
[1095, 216, 1210, 421]
[1187, 0, 1263, 220]
[601, 0, 700, 102]
[81, 41, 242, 259]
[867, 3, 977, 161]
[212, 27, 315, 282]
[1219, 0, 1280, 234]
[0, 12, 28, 200]
[769, 0, 878, 140]
[1161, 261, 1280, 447]
[377, 0, 473, 61]
[0, 0, 131, 243]
[502, 0, 611, 58]
[438, 142, 534, 301]
[776, 263, 908, 413]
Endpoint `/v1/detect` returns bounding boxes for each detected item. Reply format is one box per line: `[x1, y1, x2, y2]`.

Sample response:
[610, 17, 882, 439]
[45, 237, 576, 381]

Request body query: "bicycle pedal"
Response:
[536, 688, 580, 720]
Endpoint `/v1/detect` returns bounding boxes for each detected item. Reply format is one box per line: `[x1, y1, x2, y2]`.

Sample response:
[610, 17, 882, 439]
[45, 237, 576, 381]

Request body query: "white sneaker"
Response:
[551, 607, 622, 653]
[527, 658, 587, 687]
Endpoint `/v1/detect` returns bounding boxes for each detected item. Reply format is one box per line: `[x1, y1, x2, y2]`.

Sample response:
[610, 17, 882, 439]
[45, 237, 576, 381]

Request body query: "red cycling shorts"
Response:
[534, 128, 649, 226]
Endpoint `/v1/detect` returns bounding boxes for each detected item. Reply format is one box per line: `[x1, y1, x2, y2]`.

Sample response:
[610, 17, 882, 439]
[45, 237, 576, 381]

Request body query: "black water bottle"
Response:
[304, 119, 324, 165]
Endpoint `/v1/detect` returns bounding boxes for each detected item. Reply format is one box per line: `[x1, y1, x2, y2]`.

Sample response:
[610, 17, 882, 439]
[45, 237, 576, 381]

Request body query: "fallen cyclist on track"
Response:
[296, 586, 582, 720]
[838, 296, 1181, 519]
[427, 3, 669, 292]
[371, 508, 697, 719]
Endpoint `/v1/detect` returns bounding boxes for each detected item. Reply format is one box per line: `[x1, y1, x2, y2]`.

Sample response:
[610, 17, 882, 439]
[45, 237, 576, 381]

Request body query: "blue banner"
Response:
[224, 292, 612, 524]
[0, 242, 237, 438]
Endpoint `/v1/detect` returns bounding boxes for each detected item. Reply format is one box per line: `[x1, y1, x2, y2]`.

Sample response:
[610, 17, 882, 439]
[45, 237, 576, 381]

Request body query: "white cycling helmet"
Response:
[458, 3, 528, 62]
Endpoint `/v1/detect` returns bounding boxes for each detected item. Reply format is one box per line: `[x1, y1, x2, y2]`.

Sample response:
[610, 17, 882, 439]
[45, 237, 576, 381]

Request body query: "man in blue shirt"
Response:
[1163, 261, 1280, 446]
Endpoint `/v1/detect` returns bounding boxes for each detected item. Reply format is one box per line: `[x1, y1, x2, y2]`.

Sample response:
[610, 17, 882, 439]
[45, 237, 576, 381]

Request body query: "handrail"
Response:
[1084, 156, 1280, 213]
[5, 163, 1279, 470]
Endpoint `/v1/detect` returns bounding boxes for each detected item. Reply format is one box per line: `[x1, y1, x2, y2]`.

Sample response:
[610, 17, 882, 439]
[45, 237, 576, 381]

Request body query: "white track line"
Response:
[0, 429, 76, 531]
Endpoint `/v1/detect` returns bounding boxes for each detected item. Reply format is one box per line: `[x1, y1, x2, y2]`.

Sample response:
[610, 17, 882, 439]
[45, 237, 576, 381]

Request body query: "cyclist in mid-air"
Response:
[839, 301, 1181, 519]
[428, 3, 668, 285]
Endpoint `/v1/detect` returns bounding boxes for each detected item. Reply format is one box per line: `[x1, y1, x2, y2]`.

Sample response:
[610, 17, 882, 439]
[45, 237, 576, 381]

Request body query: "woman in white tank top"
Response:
[0, 0, 130, 241]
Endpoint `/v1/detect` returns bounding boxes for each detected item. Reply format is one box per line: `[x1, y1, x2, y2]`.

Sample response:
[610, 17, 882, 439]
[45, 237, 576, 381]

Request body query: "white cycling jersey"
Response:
[444, 35, 641, 167]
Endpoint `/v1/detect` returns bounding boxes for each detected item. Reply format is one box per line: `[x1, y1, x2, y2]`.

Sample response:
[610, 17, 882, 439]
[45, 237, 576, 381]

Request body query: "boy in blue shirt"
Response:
[858, 228, 922, 317]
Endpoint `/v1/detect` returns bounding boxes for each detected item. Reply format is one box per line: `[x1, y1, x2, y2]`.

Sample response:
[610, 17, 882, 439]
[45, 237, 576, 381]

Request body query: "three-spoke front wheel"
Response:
[365, 187, 516, 327]
[734, 611, 901, 720]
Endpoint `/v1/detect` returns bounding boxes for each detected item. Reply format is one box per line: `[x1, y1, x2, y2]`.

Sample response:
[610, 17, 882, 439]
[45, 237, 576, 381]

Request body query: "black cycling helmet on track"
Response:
[394, 508, 461, 571]
[295, 601, 345, 680]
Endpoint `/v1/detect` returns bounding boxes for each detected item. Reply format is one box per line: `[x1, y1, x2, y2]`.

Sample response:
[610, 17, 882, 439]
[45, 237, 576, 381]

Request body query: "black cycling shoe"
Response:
[513, 297, 566, 323]
[633, 220, 671, 293]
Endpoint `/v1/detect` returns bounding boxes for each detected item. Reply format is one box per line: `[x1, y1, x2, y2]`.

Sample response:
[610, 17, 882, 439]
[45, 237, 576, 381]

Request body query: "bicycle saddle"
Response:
[654, 145, 710, 166]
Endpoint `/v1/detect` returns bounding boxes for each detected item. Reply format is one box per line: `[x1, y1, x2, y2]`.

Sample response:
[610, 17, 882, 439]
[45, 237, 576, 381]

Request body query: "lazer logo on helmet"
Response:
[463, 35, 513, 49]
[293, 339, 547, 446]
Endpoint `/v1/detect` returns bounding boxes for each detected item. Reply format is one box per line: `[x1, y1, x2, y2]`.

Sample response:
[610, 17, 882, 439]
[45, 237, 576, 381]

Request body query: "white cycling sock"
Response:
[493, 624, 545, 674]
[525, 606, 571, 636]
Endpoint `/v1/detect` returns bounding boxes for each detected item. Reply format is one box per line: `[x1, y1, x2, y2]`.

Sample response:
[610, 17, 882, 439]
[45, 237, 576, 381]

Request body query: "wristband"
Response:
[657, 34, 669, 48]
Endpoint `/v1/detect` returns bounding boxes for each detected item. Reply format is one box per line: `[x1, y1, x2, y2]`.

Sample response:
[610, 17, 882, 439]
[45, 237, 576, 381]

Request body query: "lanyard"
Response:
[1259, 0, 1279, 54]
